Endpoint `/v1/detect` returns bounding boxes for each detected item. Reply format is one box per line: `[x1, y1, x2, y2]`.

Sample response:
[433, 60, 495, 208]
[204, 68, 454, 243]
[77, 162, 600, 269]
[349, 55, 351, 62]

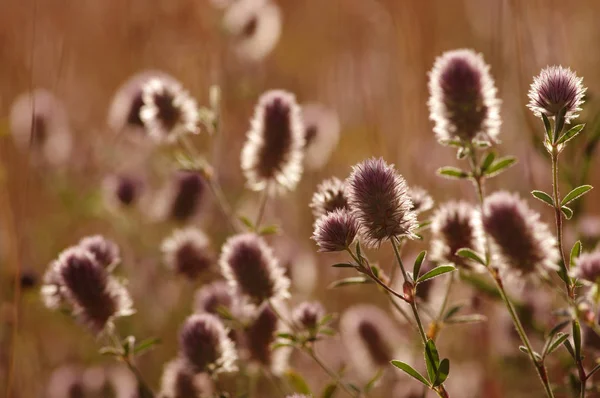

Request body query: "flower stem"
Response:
[254, 184, 270, 230]
[107, 330, 154, 397]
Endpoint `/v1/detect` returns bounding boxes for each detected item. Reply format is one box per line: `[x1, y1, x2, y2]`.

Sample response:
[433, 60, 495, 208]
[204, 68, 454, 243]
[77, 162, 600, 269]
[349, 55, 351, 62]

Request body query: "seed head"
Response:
[430, 201, 484, 270]
[179, 313, 238, 374]
[408, 186, 434, 214]
[292, 301, 325, 331]
[312, 208, 359, 252]
[528, 66, 586, 123]
[428, 49, 501, 144]
[219, 233, 290, 305]
[78, 235, 120, 269]
[241, 90, 305, 193]
[346, 158, 417, 247]
[480, 191, 559, 275]
[140, 77, 199, 142]
[309, 177, 349, 221]
[162, 228, 214, 280]
[245, 303, 290, 375]
[159, 359, 214, 398]
[301, 103, 341, 170]
[574, 251, 600, 284]
[195, 281, 237, 316]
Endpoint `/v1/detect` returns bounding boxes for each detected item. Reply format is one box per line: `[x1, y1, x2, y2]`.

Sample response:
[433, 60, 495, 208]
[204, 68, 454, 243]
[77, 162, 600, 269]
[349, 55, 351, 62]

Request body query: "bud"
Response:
[309, 177, 349, 221]
[292, 301, 325, 331]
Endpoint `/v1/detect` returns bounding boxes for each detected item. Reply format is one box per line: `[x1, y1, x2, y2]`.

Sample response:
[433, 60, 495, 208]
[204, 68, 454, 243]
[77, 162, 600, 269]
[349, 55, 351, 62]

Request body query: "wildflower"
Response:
[430, 201, 484, 270]
[179, 314, 238, 374]
[241, 90, 305, 192]
[159, 359, 214, 398]
[9, 89, 73, 167]
[309, 177, 349, 220]
[162, 228, 214, 280]
[219, 233, 290, 305]
[528, 66, 586, 123]
[46, 366, 84, 398]
[78, 235, 120, 269]
[156, 170, 206, 222]
[292, 301, 325, 331]
[312, 208, 358, 252]
[223, 0, 282, 62]
[408, 186, 434, 214]
[140, 77, 199, 142]
[102, 173, 144, 209]
[194, 281, 236, 316]
[480, 191, 559, 275]
[574, 251, 600, 284]
[428, 49, 501, 144]
[301, 103, 341, 170]
[346, 158, 417, 247]
[245, 302, 290, 375]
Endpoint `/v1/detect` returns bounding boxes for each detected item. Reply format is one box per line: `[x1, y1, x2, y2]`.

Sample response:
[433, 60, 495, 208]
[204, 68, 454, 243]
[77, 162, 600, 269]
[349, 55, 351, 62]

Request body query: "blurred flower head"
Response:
[102, 173, 145, 210]
[162, 227, 214, 280]
[301, 103, 341, 170]
[195, 280, 237, 316]
[9, 89, 73, 167]
[292, 301, 325, 331]
[159, 359, 214, 398]
[241, 90, 305, 193]
[346, 157, 417, 247]
[408, 186, 434, 214]
[155, 170, 207, 222]
[428, 49, 501, 144]
[479, 191, 559, 275]
[574, 251, 600, 284]
[245, 302, 290, 375]
[179, 313, 238, 374]
[219, 233, 290, 305]
[223, 0, 282, 62]
[312, 208, 359, 252]
[46, 366, 84, 398]
[140, 77, 199, 142]
[430, 201, 484, 270]
[78, 235, 120, 269]
[309, 177, 349, 221]
[528, 65, 586, 123]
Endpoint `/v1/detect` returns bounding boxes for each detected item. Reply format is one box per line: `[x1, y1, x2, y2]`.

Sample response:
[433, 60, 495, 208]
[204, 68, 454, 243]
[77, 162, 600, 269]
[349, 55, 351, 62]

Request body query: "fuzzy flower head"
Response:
[195, 281, 237, 317]
[292, 301, 325, 331]
[428, 49, 501, 144]
[245, 303, 290, 375]
[219, 233, 290, 306]
[102, 173, 144, 210]
[46, 247, 133, 333]
[309, 177, 349, 221]
[408, 186, 434, 214]
[179, 314, 238, 375]
[159, 359, 213, 398]
[162, 228, 214, 280]
[312, 208, 359, 252]
[241, 90, 305, 193]
[301, 103, 341, 170]
[156, 170, 206, 222]
[528, 66, 586, 123]
[480, 191, 560, 275]
[346, 158, 418, 247]
[139, 77, 199, 142]
[78, 235, 120, 269]
[430, 201, 484, 270]
[574, 251, 600, 285]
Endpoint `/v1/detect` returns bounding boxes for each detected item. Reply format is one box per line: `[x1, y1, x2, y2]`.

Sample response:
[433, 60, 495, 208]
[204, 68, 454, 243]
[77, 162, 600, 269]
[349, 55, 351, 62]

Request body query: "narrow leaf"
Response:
[424, 339, 440, 382]
[416, 265, 456, 284]
[99, 347, 123, 357]
[444, 314, 487, 324]
[413, 251, 427, 279]
[285, 370, 312, 395]
[364, 369, 384, 393]
[436, 167, 470, 180]
[546, 333, 570, 357]
[484, 156, 517, 177]
[328, 276, 373, 289]
[561, 206, 574, 220]
[553, 106, 567, 143]
[321, 383, 337, 398]
[542, 113, 552, 142]
[564, 339, 576, 360]
[573, 320, 582, 360]
[556, 124, 585, 145]
[531, 190, 555, 207]
[133, 337, 161, 355]
[239, 216, 254, 230]
[433, 358, 450, 387]
[259, 225, 279, 236]
[443, 304, 465, 321]
[570, 241, 582, 268]
[455, 248, 486, 266]
[561, 185, 593, 206]
[331, 263, 356, 268]
[480, 152, 496, 172]
[519, 346, 542, 362]
[391, 361, 430, 386]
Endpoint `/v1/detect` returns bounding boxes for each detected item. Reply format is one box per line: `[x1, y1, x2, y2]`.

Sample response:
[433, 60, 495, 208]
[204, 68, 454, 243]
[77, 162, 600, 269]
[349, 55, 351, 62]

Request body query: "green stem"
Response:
[306, 348, 357, 397]
[254, 184, 270, 230]
[107, 330, 154, 397]
[551, 148, 572, 298]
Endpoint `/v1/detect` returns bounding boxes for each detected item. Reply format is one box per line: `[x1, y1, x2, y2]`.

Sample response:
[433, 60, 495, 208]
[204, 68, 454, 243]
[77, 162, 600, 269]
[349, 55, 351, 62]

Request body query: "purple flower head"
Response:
[430, 201, 484, 270]
[219, 233, 290, 305]
[574, 251, 600, 284]
[480, 191, 559, 275]
[309, 177, 349, 221]
[194, 281, 237, 316]
[292, 301, 325, 331]
[162, 227, 214, 280]
[346, 158, 417, 247]
[178, 313, 237, 374]
[528, 66, 586, 123]
[312, 208, 359, 252]
[241, 90, 305, 193]
[428, 49, 501, 144]
[408, 186, 434, 214]
[245, 302, 290, 374]
[78, 235, 120, 269]
[301, 103, 341, 170]
[159, 359, 214, 398]
[169, 171, 206, 222]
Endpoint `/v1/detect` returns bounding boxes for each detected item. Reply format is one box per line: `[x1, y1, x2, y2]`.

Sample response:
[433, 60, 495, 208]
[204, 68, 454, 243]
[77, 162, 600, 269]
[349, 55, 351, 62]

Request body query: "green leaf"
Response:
[570, 241, 582, 268]
[364, 369, 384, 393]
[318, 314, 335, 327]
[239, 216, 254, 230]
[327, 276, 373, 289]
[444, 314, 487, 324]
[556, 124, 585, 145]
[436, 167, 470, 180]
[416, 265, 456, 284]
[321, 383, 338, 398]
[455, 248, 486, 266]
[285, 370, 312, 395]
[390, 360, 430, 386]
[545, 333, 570, 357]
[276, 332, 296, 341]
[272, 342, 295, 350]
[519, 346, 542, 362]
[413, 251, 427, 279]
[480, 152, 496, 172]
[531, 190, 555, 207]
[133, 337, 161, 355]
[331, 263, 356, 268]
[99, 346, 123, 357]
[424, 339, 440, 382]
[561, 206, 574, 220]
[542, 113, 552, 142]
[573, 320, 582, 360]
[259, 224, 279, 236]
[484, 156, 517, 177]
[443, 304, 464, 321]
[564, 339, 576, 360]
[433, 358, 450, 387]
[561, 185, 593, 206]
[355, 242, 363, 262]
[553, 107, 567, 143]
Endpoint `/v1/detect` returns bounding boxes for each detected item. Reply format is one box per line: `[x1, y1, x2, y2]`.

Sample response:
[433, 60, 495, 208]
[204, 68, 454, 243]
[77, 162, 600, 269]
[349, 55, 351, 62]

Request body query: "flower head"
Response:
[292, 301, 325, 331]
[102, 173, 144, 209]
[162, 228, 214, 280]
[428, 49, 501, 144]
[140, 77, 199, 142]
[346, 158, 417, 247]
[195, 281, 237, 316]
[430, 201, 484, 270]
[179, 313, 238, 374]
[78, 235, 120, 269]
[480, 191, 559, 275]
[245, 303, 290, 375]
[312, 208, 359, 252]
[408, 186, 434, 214]
[241, 90, 305, 193]
[159, 360, 213, 398]
[163, 171, 206, 222]
[301, 103, 341, 170]
[219, 233, 290, 305]
[574, 251, 600, 284]
[309, 177, 349, 220]
[528, 66, 586, 123]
